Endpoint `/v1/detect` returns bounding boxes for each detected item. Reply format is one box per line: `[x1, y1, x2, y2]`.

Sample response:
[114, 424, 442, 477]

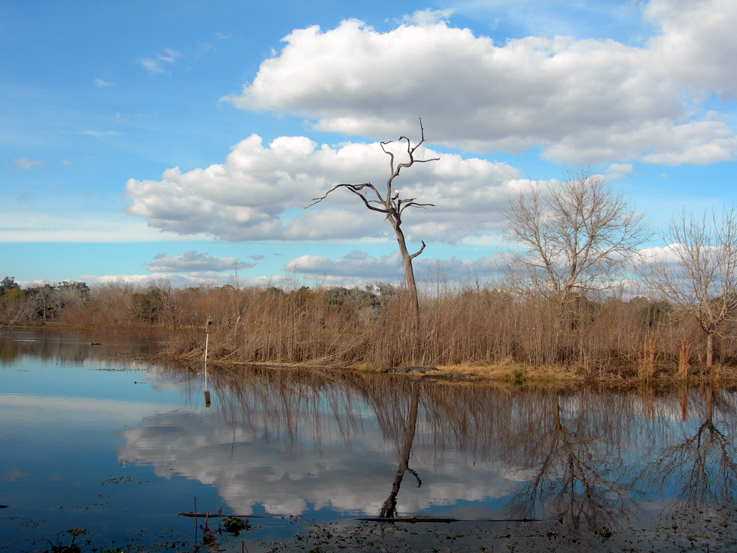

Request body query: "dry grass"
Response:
[11, 280, 737, 382]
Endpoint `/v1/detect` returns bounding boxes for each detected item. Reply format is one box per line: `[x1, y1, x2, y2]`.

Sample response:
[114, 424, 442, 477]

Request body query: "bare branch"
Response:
[307, 182, 387, 213]
[399, 200, 435, 215]
[409, 241, 426, 261]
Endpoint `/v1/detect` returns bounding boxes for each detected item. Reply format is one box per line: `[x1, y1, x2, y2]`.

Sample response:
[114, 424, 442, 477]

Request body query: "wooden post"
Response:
[204, 318, 213, 407]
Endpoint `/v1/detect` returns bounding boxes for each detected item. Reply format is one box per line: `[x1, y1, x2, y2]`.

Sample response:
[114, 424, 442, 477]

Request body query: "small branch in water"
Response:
[178, 512, 275, 519]
[357, 516, 541, 523]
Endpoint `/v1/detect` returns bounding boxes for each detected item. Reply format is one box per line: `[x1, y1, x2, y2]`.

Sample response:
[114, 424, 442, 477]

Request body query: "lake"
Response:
[2, 329, 737, 552]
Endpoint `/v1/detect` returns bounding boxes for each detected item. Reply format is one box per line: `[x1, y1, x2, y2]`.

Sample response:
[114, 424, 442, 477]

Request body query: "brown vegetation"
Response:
[5, 275, 735, 382]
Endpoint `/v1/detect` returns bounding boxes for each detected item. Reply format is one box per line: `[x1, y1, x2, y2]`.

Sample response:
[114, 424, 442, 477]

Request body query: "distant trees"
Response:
[641, 207, 737, 371]
[25, 281, 90, 322]
[0, 276, 20, 295]
[309, 120, 438, 331]
[504, 171, 648, 304]
[0, 277, 30, 323]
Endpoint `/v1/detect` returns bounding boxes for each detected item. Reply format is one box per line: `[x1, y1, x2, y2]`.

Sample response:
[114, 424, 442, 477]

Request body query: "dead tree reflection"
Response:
[378, 385, 421, 519]
[507, 392, 634, 529]
[639, 387, 737, 515]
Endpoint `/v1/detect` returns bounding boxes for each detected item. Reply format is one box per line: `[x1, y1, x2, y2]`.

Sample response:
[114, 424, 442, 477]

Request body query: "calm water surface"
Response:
[2, 329, 737, 552]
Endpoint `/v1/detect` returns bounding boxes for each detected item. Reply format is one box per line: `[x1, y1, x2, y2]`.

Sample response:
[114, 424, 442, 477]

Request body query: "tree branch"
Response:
[409, 241, 426, 261]
[307, 183, 387, 213]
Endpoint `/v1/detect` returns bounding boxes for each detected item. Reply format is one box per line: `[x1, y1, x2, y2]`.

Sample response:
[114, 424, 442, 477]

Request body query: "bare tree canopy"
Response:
[504, 171, 648, 303]
[641, 207, 737, 370]
[308, 119, 438, 330]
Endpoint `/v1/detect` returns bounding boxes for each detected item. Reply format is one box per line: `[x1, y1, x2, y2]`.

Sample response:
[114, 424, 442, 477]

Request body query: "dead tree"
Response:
[309, 120, 438, 331]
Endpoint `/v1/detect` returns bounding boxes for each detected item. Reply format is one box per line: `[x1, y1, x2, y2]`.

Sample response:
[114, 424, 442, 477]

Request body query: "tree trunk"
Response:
[706, 331, 714, 371]
[393, 225, 420, 332]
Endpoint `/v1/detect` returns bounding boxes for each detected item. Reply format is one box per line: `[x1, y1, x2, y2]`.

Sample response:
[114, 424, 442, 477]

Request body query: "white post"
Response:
[204, 333, 209, 390]
[204, 317, 213, 407]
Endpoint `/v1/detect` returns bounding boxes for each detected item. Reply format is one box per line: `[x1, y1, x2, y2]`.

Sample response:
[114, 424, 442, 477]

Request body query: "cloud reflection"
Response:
[119, 406, 514, 517]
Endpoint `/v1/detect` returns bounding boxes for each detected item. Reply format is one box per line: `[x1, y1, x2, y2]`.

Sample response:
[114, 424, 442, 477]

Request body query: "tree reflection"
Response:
[0, 329, 161, 366]
[505, 392, 634, 529]
[640, 387, 737, 514]
[152, 364, 719, 526]
[377, 385, 421, 519]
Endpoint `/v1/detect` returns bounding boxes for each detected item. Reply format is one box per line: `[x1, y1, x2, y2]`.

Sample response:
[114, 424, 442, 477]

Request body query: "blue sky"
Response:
[2, 0, 736, 289]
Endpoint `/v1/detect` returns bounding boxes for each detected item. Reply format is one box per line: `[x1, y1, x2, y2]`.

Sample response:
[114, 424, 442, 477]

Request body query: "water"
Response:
[2, 329, 737, 552]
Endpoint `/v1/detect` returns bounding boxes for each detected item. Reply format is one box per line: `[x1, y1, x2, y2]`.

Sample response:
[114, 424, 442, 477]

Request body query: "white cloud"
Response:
[606, 162, 633, 180]
[138, 57, 165, 74]
[144, 250, 253, 273]
[158, 48, 181, 63]
[138, 48, 181, 74]
[80, 272, 280, 289]
[125, 134, 519, 243]
[401, 8, 455, 26]
[223, 1, 737, 165]
[0, 211, 212, 242]
[13, 158, 44, 170]
[284, 250, 504, 287]
[285, 251, 404, 284]
[644, 0, 737, 98]
[94, 77, 114, 87]
[636, 243, 684, 265]
[77, 250, 265, 288]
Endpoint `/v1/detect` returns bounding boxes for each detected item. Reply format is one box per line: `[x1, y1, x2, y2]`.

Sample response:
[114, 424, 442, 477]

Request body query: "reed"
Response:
[7, 279, 737, 378]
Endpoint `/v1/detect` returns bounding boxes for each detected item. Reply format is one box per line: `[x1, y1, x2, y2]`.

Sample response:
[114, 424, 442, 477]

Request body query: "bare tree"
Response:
[641, 207, 737, 371]
[308, 120, 438, 331]
[505, 171, 648, 304]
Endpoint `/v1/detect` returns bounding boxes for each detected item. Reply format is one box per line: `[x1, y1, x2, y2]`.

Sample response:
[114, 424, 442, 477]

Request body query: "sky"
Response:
[2, 0, 736, 289]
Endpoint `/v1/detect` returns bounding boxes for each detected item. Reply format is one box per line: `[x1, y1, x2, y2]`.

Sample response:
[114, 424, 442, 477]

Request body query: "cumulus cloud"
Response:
[223, 1, 737, 165]
[284, 250, 504, 287]
[125, 134, 520, 243]
[644, 0, 737, 99]
[144, 250, 253, 273]
[78, 250, 263, 288]
[285, 251, 404, 286]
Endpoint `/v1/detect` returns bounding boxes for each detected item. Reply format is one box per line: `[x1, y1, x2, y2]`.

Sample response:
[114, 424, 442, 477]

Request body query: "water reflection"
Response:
[501, 393, 634, 528]
[378, 385, 421, 519]
[4, 331, 737, 552]
[640, 387, 737, 516]
[0, 329, 163, 367]
[144, 365, 737, 530]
